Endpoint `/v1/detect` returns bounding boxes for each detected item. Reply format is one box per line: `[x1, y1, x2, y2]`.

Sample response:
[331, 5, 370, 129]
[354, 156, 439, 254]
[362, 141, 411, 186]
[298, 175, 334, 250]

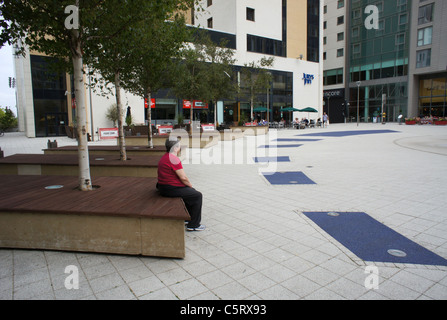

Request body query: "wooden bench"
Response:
[0, 154, 161, 177]
[44, 145, 166, 156]
[0, 175, 190, 258]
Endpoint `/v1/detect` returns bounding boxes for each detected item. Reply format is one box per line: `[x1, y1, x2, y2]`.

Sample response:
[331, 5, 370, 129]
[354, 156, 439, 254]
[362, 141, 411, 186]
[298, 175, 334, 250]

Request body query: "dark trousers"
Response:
[157, 184, 202, 228]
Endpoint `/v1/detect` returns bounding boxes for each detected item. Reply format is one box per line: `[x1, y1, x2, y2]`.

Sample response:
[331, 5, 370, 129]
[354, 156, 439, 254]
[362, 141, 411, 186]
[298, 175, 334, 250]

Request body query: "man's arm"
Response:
[175, 169, 193, 188]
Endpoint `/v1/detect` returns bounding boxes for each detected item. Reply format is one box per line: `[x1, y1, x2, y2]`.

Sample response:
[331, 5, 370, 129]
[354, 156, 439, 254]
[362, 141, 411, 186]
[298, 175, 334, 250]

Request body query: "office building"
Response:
[323, 0, 447, 123]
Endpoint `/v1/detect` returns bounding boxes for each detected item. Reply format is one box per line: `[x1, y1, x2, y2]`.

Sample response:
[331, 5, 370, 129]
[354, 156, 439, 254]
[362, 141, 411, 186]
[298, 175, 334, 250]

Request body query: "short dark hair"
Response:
[165, 138, 180, 152]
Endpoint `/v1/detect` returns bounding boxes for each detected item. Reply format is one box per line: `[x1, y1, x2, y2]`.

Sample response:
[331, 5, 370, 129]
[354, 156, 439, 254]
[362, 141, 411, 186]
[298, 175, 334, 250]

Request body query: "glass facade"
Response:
[30, 55, 68, 137]
[348, 0, 410, 122]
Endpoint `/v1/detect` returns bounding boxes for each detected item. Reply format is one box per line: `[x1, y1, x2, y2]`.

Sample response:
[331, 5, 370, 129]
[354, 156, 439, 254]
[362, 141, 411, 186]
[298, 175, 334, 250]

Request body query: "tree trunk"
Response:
[146, 89, 154, 148]
[72, 31, 92, 191]
[115, 71, 127, 160]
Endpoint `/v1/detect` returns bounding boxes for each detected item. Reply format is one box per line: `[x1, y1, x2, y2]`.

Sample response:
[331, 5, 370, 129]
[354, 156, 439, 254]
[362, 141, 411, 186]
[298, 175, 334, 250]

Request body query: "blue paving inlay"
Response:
[298, 130, 399, 137]
[258, 144, 303, 148]
[263, 172, 316, 185]
[302, 211, 447, 266]
[254, 156, 291, 163]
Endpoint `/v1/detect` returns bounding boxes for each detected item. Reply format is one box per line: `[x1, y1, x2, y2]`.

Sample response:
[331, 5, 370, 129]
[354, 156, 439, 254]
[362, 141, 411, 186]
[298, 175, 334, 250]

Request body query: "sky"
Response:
[0, 44, 17, 115]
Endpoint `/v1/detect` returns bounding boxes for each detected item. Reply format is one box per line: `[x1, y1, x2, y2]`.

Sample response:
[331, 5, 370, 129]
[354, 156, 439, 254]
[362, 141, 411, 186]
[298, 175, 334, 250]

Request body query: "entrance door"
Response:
[45, 113, 68, 136]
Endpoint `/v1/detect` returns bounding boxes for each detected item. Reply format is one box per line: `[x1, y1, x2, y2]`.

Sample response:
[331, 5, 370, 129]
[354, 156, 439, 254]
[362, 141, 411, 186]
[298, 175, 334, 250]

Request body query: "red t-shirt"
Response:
[157, 153, 185, 187]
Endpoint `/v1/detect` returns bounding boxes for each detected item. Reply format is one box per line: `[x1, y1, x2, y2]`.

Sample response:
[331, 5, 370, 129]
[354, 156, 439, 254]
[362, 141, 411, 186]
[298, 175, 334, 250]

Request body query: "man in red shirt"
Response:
[157, 138, 205, 231]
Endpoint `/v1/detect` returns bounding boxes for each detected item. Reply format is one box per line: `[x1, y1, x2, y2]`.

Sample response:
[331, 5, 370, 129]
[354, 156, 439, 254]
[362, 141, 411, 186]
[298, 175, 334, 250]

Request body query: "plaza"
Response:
[1, 123, 447, 300]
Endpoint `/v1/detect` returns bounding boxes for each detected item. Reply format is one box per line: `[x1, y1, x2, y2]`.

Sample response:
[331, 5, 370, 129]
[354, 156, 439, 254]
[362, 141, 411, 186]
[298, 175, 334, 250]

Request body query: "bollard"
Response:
[47, 139, 58, 149]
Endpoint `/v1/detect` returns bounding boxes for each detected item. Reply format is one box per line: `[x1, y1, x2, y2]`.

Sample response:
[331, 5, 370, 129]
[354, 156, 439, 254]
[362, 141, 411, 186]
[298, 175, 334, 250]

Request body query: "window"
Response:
[337, 16, 344, 25]
[418, 3, 434, 25]
[324, 5, 327, 14]
[207, 0, 212, 7]
[399, 13, 408, 25]
[207, 17, 213, 28]
[352, 27, 360, 38]
[416, 49, 431, 68]
[323, 21, 327, 29]
[337, 32, 344, 42]
[337, 48, 344, 57]
[323, 52, 327, 60]
[352, 9, 361, 20]
[417, 26, 432, 46]
[323, 68, 344, 85]
[352, 44, 361, 55]
[323, 37, 327, 45]
[246, 8, 255, 21]
[337, 0, 344, 9]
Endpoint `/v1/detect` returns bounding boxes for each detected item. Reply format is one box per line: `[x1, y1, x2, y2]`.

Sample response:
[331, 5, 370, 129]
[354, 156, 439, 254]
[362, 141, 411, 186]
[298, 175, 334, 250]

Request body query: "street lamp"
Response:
[356, 81, 361, 127]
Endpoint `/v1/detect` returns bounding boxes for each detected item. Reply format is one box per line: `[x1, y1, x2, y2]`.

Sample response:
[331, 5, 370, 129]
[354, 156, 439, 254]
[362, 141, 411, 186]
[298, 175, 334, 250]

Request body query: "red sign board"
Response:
[183, 100, 208, 109]
[144, 98, 156, 109]
[183, 100, 192, 109]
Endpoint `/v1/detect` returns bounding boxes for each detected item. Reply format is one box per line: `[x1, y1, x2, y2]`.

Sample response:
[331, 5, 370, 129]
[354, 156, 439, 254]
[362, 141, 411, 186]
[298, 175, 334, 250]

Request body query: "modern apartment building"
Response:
[408, 0, 447, 118]
[323, 0, 447, 123]
[14, 0, 324, 138]
[322, 0, 348, 123]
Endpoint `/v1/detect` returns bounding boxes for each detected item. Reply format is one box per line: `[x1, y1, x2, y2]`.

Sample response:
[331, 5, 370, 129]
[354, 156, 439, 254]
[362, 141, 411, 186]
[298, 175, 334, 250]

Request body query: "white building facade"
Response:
[14, 0, 323, 138]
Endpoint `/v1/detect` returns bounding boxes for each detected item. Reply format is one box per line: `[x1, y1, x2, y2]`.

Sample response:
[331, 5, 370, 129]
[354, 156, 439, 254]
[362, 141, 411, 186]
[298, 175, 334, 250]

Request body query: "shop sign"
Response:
[303, 73, 314, 85]
[144, 98, 156, 108]
[201, 124, 215, 132]
[183, 100, 209, 109]
[157, 125, 173, 135]
[99, 128, 119, 140]
[183, 100, 192, 109]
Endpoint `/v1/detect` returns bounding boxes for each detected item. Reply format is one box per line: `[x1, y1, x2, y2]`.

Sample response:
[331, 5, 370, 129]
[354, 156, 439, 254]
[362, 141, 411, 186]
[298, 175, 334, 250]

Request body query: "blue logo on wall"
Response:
[303, 73, 314, 85]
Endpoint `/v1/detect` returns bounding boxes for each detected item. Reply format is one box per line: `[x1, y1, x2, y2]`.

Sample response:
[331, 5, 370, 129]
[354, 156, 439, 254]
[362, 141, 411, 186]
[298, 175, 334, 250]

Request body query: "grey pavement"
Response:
[1, 123, 447, 300]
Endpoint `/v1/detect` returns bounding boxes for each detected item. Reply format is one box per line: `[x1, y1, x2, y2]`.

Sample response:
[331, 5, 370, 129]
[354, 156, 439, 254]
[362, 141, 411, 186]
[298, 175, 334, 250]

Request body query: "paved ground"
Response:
[1, 122, 447, 300]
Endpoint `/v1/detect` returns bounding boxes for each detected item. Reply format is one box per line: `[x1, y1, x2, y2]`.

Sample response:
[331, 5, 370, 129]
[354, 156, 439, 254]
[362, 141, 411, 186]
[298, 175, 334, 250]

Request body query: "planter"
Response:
[405, 120, 416, 125]
[434, 120, 447, 125]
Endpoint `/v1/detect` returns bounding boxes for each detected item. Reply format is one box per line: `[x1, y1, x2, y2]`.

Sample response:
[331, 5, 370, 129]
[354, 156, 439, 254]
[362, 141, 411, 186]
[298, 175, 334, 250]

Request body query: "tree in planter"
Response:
[121, 13, 192, 148]
[86, 1, 191, 158]
[240, 57, 274, 122]
[105, 104, 119, 127]
[197, 35, 236, 127]
[171, 39, 209, 134]
[0, 0, 109, 190]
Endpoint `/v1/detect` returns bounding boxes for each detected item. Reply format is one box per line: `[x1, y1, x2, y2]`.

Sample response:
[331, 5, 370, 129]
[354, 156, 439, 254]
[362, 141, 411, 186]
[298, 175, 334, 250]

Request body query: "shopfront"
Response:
[418, 74, 447, 117]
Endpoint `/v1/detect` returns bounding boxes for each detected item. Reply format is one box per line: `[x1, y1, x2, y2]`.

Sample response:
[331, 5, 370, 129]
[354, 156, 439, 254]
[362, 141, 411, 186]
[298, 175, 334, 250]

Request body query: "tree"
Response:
[240, 57, 274, 122]
[0, 107, 17, 130]
[121, 15, 191, 148]
[171, 37, 210, 133]
[198, 35, 236, 126]
[0, 0, 197, 188]
[1, 0, 105, 190]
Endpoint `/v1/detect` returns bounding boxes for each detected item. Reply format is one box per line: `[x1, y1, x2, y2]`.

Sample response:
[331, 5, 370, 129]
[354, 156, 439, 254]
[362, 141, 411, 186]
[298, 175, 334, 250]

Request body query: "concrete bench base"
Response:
[0, 175, 189, 258]
[0, 212, 185, 258]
